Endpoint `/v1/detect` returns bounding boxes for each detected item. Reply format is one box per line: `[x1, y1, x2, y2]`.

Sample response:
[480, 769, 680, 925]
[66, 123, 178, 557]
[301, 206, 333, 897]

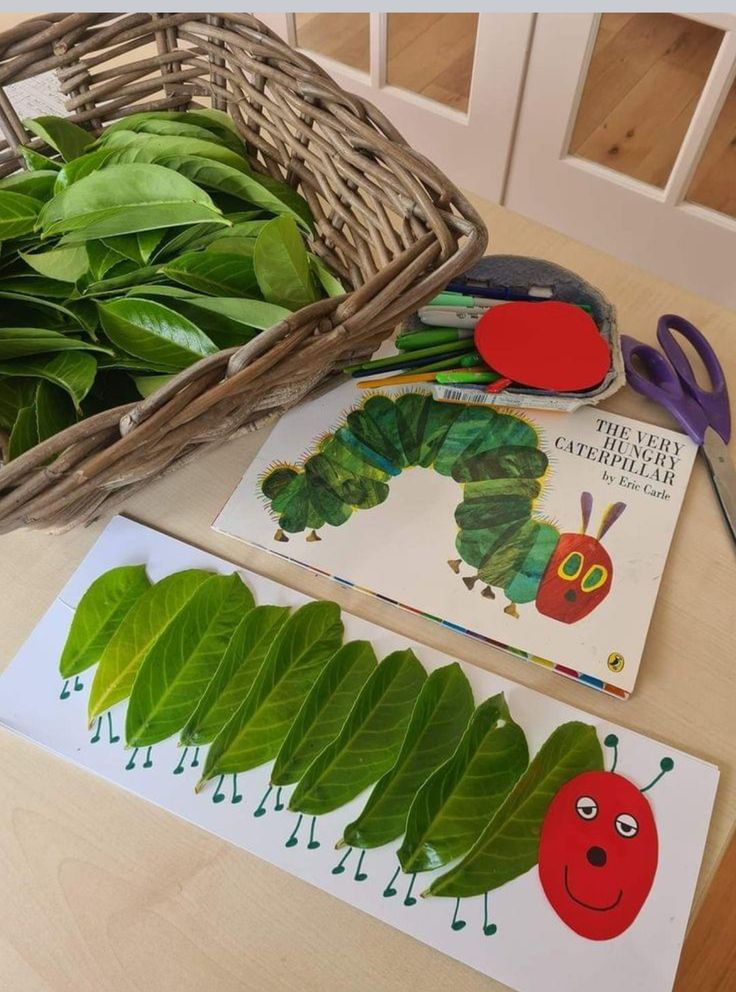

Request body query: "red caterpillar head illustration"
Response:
[539, 734, 673, 940]
[536, 493, 626, 624]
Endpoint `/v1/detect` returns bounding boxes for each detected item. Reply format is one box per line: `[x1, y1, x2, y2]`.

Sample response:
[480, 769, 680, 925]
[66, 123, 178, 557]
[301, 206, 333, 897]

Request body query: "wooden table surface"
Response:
[1, 193, 734, 992]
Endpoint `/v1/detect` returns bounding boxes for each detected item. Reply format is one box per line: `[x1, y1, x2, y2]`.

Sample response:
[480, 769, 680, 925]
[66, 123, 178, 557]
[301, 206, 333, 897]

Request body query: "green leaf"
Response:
[342, 662, 474, 849]
[133, 374, 177, 398]
[7, 401, 39, 459]
[84, 264, 161, 296]
[0, 327, 111, 360]
[101, 231, 164, 266]
[289, 649, 427, 816]
[20, 244, 88, 282]
[427, 721, 604, 898]
[95, 130, 252, 173]
[125, 573, 254, 747]
[397, 693, 529, 874]
[0, 169, 58, 201]
[200, 601, 344, 782]
[23, 116, 94, 162]
[101, 110, 245, 155]
[100, 117, 236, 145]
[162, 250, 259, 298]
[0, 190, 41, 240]
[271, 640, 377, 786]
[0, 351, 97, 411]
[37, 163, 227, 242]
[0, 377, 35, 430]
[19, 147, 62, 172]
[0, 275, 73, 298]
[206, 236, 255, 257]
[0, 291, 90, 330]
[160, 296, 291, 349]
[5, 381, 74, 460]
[87, 569, 214, 723]
[98, 297, 218, 370]
[59, 565, 151, 678]
[86, 240, 125, 282]
[180, 604, 291, 746]
[254, 216, 318, 310]
[310, 254, 345, 297]
[154, 213, 265, 259]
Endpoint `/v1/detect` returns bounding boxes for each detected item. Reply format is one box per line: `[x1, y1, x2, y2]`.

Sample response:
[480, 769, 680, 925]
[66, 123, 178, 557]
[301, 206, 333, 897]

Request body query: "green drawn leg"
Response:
[107, 712, 120, 744]
[274, 787, 284, 811]
[90, 717, 102, 743]
[483, 892, 497, 936]
[143, 746, 153, 769]
[332, 847, 351, 874]
[286, 814, 303, 848]
[383, 864, 400, 898]
[213, 774, 226, 803]
[125, 747, 139, 771]
[173, 748, 189, 775]
[231, 774, 243, 804]
[74, 676, 84, 692]
[191, 747, 200, 768]
[254, 785, 271, 817]
[307, 816, 320, 850]
[404, 873, 417, 906]
[60, 680, 71, 700]
[354, 850, 367, 882]
[451, 898, 467, 932]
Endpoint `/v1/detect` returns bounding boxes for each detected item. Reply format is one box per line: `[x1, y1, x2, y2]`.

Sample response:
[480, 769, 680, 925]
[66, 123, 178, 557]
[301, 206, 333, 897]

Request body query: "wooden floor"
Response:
[570, 13, 735, 218]
[294, 12, 479, 112]
[295, 11, 735, 218]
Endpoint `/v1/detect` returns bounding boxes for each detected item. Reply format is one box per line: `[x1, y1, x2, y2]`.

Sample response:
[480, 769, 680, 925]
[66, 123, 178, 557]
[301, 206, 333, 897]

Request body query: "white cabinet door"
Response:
[505, 13, 736, 308]
[257, 12, 533, 202]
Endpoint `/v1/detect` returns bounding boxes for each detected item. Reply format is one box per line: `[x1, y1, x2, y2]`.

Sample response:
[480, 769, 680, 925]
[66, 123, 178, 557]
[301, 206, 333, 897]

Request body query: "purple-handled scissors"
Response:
[621, 314, 736, 547]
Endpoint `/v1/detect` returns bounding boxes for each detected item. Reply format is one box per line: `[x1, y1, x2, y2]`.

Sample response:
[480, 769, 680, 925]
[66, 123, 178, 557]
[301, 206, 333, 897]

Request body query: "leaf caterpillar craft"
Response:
[259, 393, 627, 624]
[58, 564, 672, 940]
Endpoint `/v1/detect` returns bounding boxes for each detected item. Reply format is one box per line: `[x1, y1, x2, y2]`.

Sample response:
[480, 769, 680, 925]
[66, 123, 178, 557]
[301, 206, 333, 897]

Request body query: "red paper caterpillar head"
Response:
[539, 735, 673, 940]
[536, 493, 626, 623]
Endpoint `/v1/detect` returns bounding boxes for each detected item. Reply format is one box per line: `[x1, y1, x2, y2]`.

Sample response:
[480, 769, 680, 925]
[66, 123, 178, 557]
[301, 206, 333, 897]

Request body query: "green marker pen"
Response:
[435, 370, 500, 385]
[396, 327, 474, 351]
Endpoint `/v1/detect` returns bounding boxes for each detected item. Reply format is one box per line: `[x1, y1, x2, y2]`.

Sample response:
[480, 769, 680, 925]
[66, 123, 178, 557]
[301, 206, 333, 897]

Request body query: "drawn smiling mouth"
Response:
[564, 865, 623, 912]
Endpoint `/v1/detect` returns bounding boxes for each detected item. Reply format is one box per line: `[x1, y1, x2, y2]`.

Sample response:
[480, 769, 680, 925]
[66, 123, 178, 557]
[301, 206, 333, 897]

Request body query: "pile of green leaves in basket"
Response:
[0, 110, 342, 461]
[60, 562, 603, 910]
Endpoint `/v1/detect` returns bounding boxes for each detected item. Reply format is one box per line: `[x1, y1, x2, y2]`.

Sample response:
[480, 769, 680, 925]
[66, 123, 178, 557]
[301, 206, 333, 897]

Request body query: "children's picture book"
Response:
[214, 382, 698, 697]
[0, 517, 718, 992]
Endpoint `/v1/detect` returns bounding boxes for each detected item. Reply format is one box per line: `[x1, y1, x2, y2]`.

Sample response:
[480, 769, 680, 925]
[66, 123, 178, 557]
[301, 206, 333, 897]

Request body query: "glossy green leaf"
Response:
[0, 377, 35, 430]
[102, 110, 245, 155]
[271, 640, 377, 786]
[397, 693, 529, 874]
[87, 569, 214, 723]
[0, 291, 90, 330]
[289, 649, 427, 816]
[20, 244, 88, 282]
[86, 240, 125, 282]
[0, 351, 97, 410]
[342, 662, 473, 850]
[19, 147, 62, 172]
[59, 564, 151, 678]
[0, 190, 41, 240]
[427, 721, 603, 898]
[132, 374, 176, 398]
[98, 297, 218, 370]
[101, 231, 165, 266]
[85, 264, 161, 296]
[125, 573, 254, 747]
[200, 601, 344, 782]
[310, 253, 345, 297]
[254, 215, 318, 311]
[0, 274, 74, 298]
[154, 213, 265, 259]
[174, 296, 290, 330]
[0, 169, 58, 201]
[206, 236, 255, 257]
[95, 130, 252, 172]
[6, 381, 75, 460]
[99, 117, 235, 145]
[0, 328, 110, 360]
[37, 163, 227, 242]
[23, 116, 94, 162]
[162, 250, 259, 298]
[180, 604, 291, 746]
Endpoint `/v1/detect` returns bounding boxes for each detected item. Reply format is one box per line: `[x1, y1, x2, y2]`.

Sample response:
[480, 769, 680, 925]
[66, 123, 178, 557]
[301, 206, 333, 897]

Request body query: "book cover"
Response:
[213, 382, 697, 697]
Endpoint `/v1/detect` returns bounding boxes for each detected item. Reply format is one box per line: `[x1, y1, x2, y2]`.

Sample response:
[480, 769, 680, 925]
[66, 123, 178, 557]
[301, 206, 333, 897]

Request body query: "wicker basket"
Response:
[0, 12, 486, 533]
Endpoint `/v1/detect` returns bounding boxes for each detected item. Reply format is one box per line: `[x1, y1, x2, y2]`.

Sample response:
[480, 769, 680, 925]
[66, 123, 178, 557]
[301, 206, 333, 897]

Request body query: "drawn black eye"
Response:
[615, 813, 639, 838]
[576, 796, 598, 820]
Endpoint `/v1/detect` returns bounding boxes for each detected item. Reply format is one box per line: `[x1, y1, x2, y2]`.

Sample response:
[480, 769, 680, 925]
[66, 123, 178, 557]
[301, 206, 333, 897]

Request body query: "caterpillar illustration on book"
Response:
[258, 393, 627, 624]
[57, 563, 671, 942]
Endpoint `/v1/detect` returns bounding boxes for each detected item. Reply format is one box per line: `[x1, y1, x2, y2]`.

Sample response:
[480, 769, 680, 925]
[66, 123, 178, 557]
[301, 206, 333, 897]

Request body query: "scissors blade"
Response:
[701, 427, 736, 548]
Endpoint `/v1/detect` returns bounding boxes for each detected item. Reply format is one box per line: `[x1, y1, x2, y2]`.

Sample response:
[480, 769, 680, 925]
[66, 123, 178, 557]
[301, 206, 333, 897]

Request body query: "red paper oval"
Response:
[474, 301, 610, 392]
